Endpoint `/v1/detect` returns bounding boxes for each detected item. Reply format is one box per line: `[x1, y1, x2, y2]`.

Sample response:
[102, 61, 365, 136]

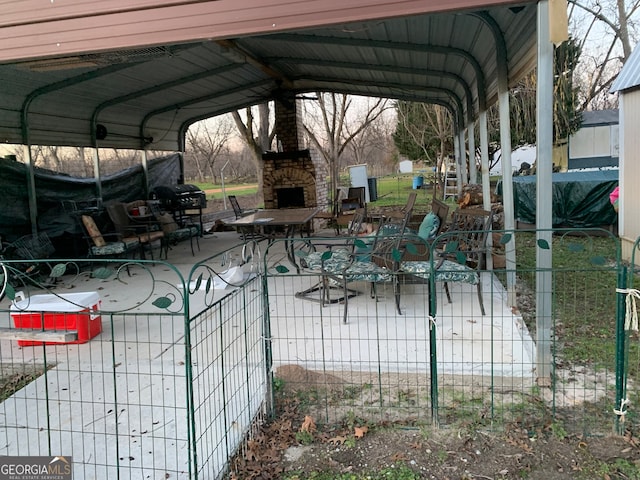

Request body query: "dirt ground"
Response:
[230, 395, 640, 479]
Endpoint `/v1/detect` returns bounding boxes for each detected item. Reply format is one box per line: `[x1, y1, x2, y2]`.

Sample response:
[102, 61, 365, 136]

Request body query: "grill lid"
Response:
[152, 184, 207, 209]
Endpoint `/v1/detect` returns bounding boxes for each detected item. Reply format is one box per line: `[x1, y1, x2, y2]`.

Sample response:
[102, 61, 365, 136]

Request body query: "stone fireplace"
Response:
[262, 149, 326, 209]
[262, 95, 327, 210]
[276, 186, 304, 208]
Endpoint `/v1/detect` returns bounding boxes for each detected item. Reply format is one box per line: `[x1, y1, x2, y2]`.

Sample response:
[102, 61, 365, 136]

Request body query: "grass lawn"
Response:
[194, 174, 453, 209]
[511, 230, 640, 381]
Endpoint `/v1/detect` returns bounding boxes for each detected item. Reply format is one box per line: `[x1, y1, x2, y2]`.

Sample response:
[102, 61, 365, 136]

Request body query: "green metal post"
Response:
[614, 266, 628, 435]
[262, 259, 275, 419]
[183, 285, 197, 480]
[429, 258, 439, 426]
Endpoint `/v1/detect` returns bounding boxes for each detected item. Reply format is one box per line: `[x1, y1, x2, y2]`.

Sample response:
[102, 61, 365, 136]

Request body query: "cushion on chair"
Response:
[400, 259, 480, 284]
[157, 213, 197, 243]
[168, 226, 199, 243]
[418, 212, 440, 241]
[157, 213, 179, 233]
[137, 231, 165, 243]
[301, 248, 351, 270]
[339, 260, 391, 282]
[301, 249, 391, 282]
[90, 240, 139, 256]
[81, 215, 106, 247]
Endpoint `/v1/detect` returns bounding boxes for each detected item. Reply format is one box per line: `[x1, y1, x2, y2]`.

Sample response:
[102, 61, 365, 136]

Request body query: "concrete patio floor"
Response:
[0, 227, 536, 479]
[0, 225, 537, 381]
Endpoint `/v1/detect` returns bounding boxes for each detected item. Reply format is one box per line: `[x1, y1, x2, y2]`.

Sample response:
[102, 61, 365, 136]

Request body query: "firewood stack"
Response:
[457, 183, 499, 208]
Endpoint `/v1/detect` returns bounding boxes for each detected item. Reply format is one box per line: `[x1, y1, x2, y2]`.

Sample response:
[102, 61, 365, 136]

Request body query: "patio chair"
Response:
[399, 207, 493, 315]
[229, 195, 257, 219]
[106, 202, 165, 260]
[397, 197, 450, 262]
[296, 207, 368, 305]
[147, 201, 200, 257]
[324, 189, 363, 236]
[298, 201, 415, 323]
[80, 214, 141, 260]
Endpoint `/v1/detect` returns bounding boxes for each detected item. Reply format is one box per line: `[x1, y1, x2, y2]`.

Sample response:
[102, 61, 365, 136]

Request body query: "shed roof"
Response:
[581, 109, 618, 127]
[0, 0, 538, 151]
[611, 43, 640, 93]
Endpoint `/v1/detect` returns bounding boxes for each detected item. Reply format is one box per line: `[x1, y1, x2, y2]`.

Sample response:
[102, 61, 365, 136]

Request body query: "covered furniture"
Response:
[497, 170, 618, 228]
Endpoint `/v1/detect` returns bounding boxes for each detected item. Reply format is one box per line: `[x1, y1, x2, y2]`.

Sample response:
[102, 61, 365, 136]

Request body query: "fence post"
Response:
[429, 266, 439, 427]
[614, 265, 628, 435]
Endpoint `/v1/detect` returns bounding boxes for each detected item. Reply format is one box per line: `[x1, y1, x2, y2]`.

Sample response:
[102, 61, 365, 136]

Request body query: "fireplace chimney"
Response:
[274, 94, 303, 152]
[263, 94, 328, 211]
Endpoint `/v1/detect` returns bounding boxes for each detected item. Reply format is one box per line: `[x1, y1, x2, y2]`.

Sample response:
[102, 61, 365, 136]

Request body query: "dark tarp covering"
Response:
[496, 170, 618, 228]
[0, 154, 180, 246]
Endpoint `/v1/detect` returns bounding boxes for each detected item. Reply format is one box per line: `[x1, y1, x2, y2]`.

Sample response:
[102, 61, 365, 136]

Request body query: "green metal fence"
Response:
[262, 228, 635, 436]
[1, 228, 639, 478]
[186, 242, 267, 480]
[0, 243, 266, 480]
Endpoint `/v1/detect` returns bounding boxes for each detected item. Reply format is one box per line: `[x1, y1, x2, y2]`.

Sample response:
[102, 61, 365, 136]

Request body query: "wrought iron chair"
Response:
[399, 208, 493, 315]
[147, 201, 200, 257]
[228, 195, 257, 219]
[106, 202, 165, 260]
[80, 214, 140, 259]
[228, 195, 262, 240]
[296, 207, 368, 306]
[298, 200, 415, 323]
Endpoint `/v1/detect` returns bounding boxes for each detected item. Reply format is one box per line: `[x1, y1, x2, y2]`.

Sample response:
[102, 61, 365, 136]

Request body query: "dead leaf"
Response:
[391, 452, 408, 462]
[329, 435, 347, 445]
[300, 415, 316, 433]
[354, 425, 368, 438]
[410, 441, 422, 449]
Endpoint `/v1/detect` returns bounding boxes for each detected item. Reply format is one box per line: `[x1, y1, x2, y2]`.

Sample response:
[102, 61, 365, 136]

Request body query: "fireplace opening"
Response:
[276, 187, 305, 208]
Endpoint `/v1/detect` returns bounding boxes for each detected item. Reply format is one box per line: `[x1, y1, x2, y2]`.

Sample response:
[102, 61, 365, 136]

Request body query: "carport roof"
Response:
[0, 0, 538, 151]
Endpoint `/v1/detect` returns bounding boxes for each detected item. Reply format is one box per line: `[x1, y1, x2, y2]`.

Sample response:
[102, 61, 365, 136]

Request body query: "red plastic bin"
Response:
[10, 291, 102, 346]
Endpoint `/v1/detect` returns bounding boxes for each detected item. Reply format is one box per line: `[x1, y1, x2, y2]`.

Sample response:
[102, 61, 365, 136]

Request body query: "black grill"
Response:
[151, 184, 207, 234]
[152, 184, 207, 210]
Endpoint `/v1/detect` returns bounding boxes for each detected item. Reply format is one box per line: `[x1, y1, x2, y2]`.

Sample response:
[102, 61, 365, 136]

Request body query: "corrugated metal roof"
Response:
[0, 0, 538, 151]
[581, 109, 618, 126]
[611, 44, 640, 92]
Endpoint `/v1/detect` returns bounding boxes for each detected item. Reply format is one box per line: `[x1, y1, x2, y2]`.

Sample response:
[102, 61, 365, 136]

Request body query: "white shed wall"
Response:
[619, 93, 640, 261]
[569, 125, 614, 159]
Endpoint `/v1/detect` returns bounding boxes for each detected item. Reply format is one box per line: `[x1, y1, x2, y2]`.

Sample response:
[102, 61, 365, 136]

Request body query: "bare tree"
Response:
[569, 0, 640, 109]
[345, 107, 396, 177]
[302, 93, 389, 199]
[185, 115, 235, 182]
[231, 103, 275, 196]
